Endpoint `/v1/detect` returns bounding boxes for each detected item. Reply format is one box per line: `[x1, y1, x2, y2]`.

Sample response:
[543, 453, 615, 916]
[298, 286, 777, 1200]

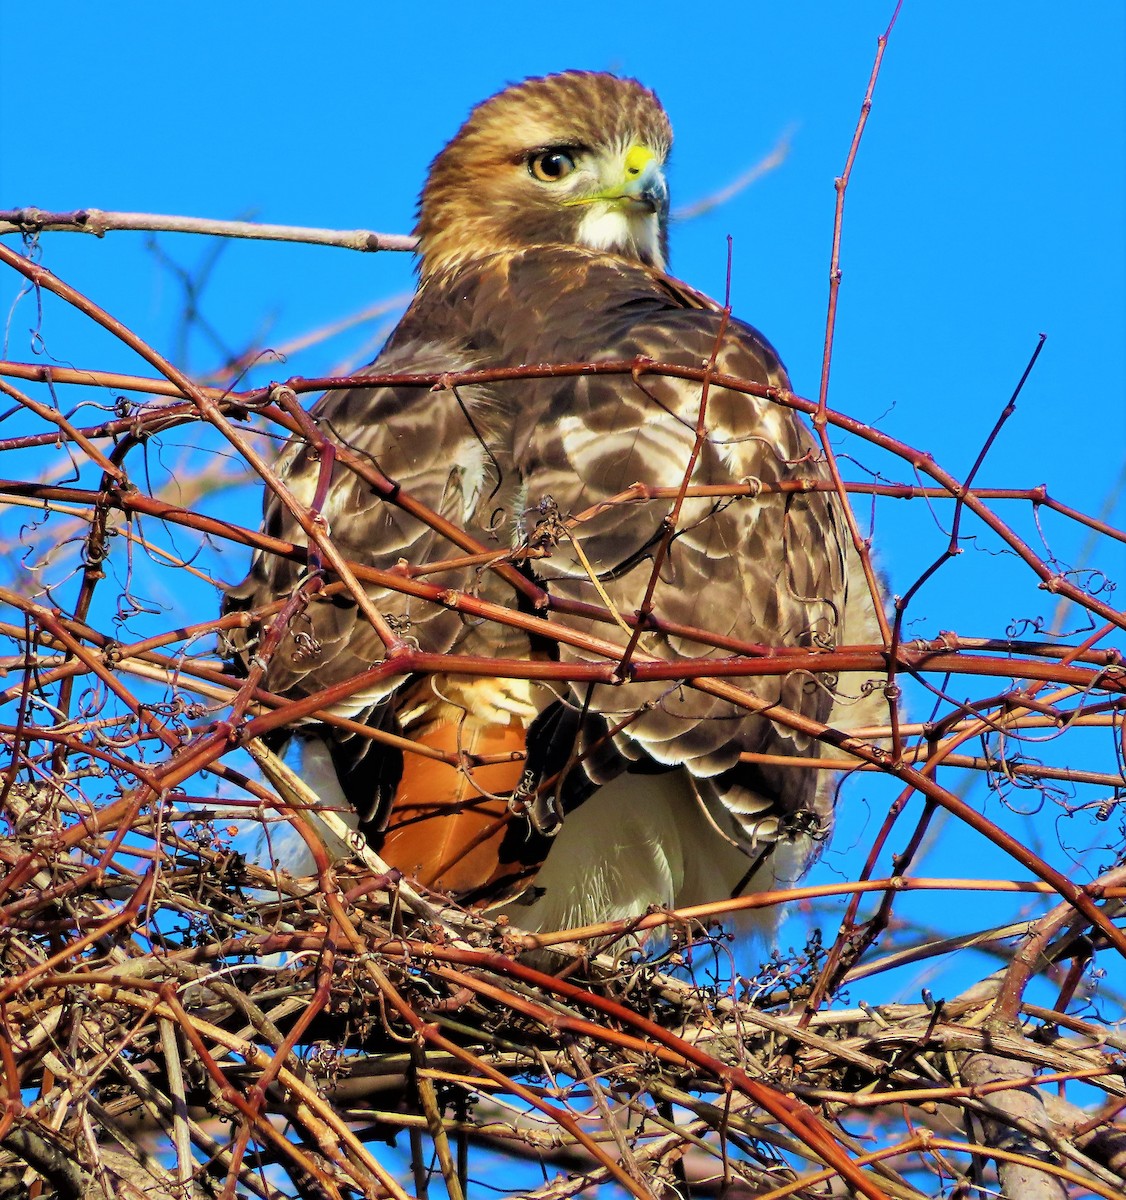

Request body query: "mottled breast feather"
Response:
[223, 70, 882, 921]
[223, 245, 865, 893]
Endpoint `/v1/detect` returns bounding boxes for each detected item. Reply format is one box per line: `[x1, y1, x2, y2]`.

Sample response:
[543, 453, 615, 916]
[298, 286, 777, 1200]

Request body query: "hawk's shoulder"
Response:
[390, 246, 785, 388]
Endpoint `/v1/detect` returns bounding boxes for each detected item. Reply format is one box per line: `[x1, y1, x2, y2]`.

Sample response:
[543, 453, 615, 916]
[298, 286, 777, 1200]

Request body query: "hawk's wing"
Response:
[224, 246, 876, 911]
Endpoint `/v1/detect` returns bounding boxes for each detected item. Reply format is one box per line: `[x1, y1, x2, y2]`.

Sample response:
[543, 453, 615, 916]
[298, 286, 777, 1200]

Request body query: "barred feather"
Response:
[223, 72, 884, 932]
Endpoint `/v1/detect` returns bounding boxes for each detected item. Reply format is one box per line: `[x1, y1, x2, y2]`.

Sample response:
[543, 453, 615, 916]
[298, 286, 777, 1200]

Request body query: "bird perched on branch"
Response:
[223, 71, 883, 935]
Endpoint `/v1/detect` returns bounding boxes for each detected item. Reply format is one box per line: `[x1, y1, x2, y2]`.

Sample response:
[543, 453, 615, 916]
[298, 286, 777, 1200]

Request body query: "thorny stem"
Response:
[0, 240, 406, 657]
[3, 29, 1125, 1195]
[2, 356, 1124, 627]
[615, 262, 733, 678]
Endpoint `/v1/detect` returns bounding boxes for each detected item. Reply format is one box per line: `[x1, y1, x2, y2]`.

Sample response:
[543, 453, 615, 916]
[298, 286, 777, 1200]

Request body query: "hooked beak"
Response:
[565, 144, 669, 213]
[617, 145, 668, 213]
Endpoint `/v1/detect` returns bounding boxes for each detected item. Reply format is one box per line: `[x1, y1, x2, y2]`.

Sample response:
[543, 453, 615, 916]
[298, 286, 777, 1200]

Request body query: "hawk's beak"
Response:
[566, 144, 669, 213]
[617, 145, 668, 214]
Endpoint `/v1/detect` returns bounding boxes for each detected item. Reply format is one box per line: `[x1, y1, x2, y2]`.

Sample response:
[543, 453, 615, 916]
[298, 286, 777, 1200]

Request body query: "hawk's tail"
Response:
[376, 713, 532, 898]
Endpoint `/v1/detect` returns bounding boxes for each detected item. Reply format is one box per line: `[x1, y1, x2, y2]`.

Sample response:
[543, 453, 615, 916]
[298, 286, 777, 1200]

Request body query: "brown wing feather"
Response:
[224, 246, 873, 907]
[500, 261, 849, 855]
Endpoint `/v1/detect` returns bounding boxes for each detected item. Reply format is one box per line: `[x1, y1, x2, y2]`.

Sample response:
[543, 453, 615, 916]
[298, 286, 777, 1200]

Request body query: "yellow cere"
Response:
[562, 144, 660, 208]
[624, 145, 655, 176]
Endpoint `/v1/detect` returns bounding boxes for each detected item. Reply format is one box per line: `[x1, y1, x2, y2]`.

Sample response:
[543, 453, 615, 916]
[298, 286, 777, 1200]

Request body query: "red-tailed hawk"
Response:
[224, 72, 882, 934]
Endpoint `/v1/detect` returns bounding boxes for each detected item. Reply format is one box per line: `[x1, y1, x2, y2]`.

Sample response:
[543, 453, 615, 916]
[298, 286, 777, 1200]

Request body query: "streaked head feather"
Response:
[416, 72, 673, 277]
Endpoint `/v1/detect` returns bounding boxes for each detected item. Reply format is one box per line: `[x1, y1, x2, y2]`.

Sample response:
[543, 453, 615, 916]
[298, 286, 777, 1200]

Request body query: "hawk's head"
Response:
[415, 72, 672, 279]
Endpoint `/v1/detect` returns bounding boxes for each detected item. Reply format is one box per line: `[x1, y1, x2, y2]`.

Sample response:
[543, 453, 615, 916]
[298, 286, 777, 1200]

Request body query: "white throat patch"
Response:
[575, 203, 665, 269]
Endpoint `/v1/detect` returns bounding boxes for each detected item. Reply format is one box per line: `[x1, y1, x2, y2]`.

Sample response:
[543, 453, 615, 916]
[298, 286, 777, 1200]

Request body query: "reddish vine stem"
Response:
[3, 355, 1125, 631]
[816, 3, 901, 420]
[0, 207, 418, 252]
[4, 32, 1123, 1195]
[614, 254, 732, 678]
[0, 239, 406, 655]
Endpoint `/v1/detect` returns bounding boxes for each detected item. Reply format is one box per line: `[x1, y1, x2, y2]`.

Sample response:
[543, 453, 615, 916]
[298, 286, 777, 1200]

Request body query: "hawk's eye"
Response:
[528, 149, 576, 182]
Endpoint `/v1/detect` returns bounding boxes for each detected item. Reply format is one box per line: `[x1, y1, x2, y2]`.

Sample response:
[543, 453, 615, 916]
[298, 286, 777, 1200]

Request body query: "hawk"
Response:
[224, 72, 882, 935]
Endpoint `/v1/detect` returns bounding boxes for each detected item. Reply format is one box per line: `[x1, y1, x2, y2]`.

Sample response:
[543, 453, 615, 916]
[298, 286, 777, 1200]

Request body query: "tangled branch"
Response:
[1, 19, 1123, 1200]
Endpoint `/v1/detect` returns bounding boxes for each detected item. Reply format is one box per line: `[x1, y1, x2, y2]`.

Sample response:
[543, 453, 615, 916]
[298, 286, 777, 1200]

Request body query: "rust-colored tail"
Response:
[377, 715, 530, 899]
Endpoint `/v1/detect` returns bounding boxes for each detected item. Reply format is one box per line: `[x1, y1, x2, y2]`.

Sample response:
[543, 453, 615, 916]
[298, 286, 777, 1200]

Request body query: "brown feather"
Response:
[222, 73, 885, 928]
[416, 72, 672, 278]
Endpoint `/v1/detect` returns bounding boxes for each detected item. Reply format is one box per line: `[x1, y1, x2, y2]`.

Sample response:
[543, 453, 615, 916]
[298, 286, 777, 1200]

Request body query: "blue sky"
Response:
[2, 3, 1124, 993]
[5, 3, 1122, 514]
